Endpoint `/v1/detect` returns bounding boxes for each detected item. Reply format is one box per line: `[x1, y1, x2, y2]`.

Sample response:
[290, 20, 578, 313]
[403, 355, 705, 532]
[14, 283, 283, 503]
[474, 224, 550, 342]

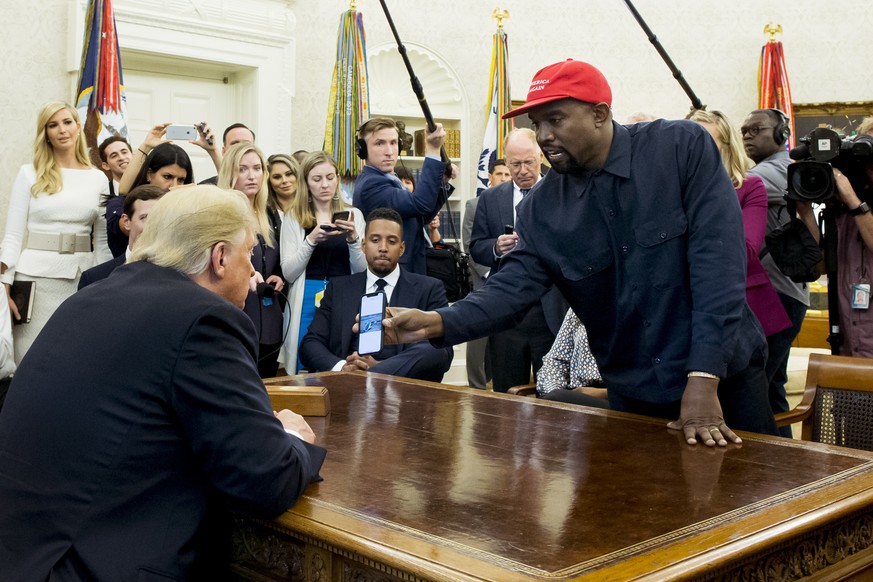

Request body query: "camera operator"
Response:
[829, 117, 873, 357]
[742, 109, 819, 433]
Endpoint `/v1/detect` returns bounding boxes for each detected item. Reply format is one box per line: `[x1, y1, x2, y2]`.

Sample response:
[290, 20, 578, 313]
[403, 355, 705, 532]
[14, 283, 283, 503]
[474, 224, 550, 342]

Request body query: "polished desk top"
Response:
[263, 372, 873, 581]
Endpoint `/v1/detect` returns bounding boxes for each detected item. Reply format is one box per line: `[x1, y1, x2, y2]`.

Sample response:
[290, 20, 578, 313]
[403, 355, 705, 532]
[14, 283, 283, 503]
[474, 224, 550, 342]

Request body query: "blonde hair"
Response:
[291, 151, 350, 229]
[857, 116, 873, 137]
[130, 185, 255, 276]
[688, 109, 751, 188]
[217, 142, 273, 246]
[31, 102, 91, 196]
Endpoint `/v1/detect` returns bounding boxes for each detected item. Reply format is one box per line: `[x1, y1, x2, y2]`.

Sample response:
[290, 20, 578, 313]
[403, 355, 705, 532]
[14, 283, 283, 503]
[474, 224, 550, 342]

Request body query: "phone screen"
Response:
[358, 291, 386, 355]
[332, 211, 351, 223]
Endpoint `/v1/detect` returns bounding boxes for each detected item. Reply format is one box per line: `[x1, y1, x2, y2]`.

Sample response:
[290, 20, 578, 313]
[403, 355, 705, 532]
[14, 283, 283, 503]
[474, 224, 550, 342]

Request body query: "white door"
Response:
[123, 65, 233, 184]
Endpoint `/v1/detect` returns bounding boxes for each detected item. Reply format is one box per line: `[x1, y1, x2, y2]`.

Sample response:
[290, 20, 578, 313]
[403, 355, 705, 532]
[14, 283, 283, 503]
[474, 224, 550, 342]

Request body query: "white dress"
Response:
[0, 165, 109, 363]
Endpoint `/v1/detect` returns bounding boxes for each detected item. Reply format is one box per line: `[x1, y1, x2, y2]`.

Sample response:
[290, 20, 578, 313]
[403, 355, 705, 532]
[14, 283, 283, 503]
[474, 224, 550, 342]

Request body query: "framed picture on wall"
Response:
[793, 101, 873, 139]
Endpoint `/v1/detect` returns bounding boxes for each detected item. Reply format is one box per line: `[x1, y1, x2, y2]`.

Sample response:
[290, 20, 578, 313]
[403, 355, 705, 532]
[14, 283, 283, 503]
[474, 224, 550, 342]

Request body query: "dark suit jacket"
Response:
[353, 159, 447, 275]
[77, 253, 126, 290]
[299, 269, 453, 381]
[470, 181, 567, 334]
[0, 261, 326, 581]
[462, 197, 489, 289]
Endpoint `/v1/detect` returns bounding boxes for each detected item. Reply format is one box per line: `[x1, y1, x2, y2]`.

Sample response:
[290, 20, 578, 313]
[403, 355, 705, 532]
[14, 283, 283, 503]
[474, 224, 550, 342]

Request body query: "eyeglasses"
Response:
[740, 125, 774, 138]
[508, 159, 540, 172]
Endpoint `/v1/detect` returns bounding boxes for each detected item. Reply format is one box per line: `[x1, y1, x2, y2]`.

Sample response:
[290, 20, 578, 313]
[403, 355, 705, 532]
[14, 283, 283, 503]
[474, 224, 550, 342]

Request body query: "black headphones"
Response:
[767, 108, 791, 146]
[355, 136, 368, 160]
[356, 120, 371, 160]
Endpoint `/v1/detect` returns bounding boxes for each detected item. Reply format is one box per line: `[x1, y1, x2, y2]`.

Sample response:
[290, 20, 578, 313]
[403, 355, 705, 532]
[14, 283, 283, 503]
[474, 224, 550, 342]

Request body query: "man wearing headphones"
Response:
[353, 117, 450, 275]
[742, 109, 818, 435]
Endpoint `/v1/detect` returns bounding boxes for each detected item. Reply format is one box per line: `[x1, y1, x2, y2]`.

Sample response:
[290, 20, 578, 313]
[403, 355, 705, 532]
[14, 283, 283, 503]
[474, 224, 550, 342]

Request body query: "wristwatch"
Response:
[849, 201, 870, 216]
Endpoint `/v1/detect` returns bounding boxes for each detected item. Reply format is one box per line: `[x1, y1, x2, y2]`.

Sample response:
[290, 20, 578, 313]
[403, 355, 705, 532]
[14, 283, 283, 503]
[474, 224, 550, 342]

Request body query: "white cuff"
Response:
[284, 428, 304, 440]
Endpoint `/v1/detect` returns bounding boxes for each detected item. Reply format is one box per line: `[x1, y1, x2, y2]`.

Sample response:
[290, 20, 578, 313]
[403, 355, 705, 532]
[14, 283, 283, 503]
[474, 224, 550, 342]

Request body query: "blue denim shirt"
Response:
[440, 120, 764, 403]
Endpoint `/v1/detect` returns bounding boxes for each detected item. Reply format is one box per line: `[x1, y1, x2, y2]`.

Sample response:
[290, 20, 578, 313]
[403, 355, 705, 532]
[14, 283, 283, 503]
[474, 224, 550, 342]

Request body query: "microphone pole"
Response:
[377, 0, 453, 169]
[622, 0, 705, 111]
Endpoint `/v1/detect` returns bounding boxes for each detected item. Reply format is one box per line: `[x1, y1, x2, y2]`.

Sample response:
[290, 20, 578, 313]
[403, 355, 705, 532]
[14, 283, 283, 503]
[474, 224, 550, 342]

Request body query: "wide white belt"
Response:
[26, 232, 92, 254]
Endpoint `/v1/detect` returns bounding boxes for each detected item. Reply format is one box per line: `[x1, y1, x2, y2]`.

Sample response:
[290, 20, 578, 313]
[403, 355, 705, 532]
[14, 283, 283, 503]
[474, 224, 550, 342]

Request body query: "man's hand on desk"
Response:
[353, 307, 444, 345]
[667, 376, 742, 447]
[275, 409, 317, 444]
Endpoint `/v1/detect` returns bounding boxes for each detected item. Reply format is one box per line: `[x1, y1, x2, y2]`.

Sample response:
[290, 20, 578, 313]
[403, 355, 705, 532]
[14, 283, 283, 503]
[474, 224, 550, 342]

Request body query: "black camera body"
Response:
[787, 127, 873, 203]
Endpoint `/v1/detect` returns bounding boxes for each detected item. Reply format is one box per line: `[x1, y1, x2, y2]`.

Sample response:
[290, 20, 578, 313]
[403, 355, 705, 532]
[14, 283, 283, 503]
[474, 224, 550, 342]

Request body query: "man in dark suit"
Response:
[471, 128, 566, 392]
[352, 117, 454, 275]
[0, 186, 326, 580]
[300, 207, 452, 381]
[78, 184, 165, 290]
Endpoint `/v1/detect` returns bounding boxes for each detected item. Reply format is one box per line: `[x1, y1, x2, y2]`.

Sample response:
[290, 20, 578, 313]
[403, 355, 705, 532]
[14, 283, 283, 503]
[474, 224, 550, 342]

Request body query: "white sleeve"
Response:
[348, 207, 367, 274]
[0, 166, 34, 285]
[279, 214, 315, 281]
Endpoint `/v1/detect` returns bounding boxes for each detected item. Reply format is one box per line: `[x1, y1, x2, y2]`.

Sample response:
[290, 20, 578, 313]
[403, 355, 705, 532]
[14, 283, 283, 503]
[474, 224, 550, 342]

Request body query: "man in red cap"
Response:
[379, 59, 777, 446]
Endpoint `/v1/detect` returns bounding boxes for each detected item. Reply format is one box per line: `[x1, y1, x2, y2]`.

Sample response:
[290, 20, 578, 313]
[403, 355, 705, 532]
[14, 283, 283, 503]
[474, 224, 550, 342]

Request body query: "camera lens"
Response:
[788, 161, 833, 202]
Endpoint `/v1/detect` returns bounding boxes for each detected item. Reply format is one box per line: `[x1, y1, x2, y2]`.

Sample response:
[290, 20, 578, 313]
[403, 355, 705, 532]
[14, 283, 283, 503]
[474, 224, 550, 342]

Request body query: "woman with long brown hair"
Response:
[280, 150, 366, 372]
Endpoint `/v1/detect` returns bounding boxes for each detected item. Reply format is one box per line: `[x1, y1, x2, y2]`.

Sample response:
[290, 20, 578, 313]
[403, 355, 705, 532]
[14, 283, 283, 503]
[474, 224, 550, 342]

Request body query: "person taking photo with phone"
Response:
[280, 151, 366, 372]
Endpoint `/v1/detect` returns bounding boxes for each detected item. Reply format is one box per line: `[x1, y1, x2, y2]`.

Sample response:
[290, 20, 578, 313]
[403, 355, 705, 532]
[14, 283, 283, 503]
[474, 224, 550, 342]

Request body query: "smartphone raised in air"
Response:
[358, 291, 387, 355]
[165, 124, 197, 141]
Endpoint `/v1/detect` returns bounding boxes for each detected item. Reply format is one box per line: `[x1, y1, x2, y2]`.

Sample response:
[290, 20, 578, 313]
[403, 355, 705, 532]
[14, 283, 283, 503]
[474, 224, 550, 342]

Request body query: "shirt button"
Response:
[659, 232, 667, 239]
[654, 358, 661, 364]
[644, 320, 651, 327]
[621, 245, 629, 253]
[608, 209, 616, 216]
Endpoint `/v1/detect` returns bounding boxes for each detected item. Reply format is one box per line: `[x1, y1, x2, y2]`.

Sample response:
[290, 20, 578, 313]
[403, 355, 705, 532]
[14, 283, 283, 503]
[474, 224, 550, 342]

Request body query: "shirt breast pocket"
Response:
[634, 214, 688, 290]
[557, 250, 615, 322]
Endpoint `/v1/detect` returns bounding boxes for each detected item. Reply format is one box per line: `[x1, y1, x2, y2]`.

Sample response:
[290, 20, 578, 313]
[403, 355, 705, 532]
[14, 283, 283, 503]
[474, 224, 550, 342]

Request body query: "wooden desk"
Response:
[231, 372, 873, 581]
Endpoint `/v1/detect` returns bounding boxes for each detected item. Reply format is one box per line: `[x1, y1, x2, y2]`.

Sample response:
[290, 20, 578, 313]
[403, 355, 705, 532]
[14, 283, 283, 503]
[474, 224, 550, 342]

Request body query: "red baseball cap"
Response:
[503, 59, 612, 119]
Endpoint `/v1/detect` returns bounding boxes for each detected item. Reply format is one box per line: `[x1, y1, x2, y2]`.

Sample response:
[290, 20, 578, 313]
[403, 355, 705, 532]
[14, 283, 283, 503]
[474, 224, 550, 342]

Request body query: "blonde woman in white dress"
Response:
[1, 102, 110, 363]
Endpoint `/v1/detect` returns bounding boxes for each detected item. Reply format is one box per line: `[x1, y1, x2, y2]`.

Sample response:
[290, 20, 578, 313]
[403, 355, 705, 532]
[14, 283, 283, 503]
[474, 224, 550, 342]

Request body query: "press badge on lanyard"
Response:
[851, 283, 870, 309]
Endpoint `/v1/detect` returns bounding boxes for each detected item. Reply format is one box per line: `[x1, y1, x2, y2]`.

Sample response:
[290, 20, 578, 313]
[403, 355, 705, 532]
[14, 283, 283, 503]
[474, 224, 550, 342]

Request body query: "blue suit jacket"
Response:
[470, 180, 567, 335]
[353, 158, 448, 275]
[0, 261, 326, 580]
[299, 269, 453, 381]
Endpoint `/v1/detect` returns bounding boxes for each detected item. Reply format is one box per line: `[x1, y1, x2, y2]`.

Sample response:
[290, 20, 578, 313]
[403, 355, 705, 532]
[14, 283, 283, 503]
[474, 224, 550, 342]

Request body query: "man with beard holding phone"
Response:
[378, 59, 778, 446]
[300, 208, 452, 381]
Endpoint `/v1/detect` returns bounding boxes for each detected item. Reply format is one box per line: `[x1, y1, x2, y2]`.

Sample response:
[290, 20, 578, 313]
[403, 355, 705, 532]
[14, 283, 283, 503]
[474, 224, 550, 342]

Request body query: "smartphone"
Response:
[332, 211, 351, 223]
[504, 224, 515, 235]
[197, 122, 214, 146]
[358, 291, 387, 355]
[320, 224, 339, 232]
[166, 124, 197, 141]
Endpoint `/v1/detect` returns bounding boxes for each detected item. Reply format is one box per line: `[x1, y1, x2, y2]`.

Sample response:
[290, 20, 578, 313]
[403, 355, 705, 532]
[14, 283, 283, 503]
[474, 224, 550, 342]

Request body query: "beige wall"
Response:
[0, 0, 73, 231]
[2, 0, 873, 236]
[293, 0, 873, 150]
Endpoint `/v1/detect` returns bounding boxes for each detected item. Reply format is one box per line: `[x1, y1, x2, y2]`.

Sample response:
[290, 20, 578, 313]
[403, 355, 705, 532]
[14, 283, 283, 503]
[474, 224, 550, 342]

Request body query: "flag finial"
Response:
[491, 7, 509, 29]
[763, 22, 783, 43]
[350, 0, 357, 10]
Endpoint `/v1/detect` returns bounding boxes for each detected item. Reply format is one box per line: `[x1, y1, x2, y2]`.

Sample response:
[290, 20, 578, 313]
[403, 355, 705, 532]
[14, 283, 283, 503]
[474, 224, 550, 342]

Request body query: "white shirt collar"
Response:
[513, 174, 541, 198]
[366, 265, 401, 302]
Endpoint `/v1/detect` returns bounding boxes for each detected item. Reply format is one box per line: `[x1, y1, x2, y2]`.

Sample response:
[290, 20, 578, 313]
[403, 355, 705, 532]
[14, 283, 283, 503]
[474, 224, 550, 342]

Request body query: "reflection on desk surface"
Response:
[265, 373, 873, 578]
